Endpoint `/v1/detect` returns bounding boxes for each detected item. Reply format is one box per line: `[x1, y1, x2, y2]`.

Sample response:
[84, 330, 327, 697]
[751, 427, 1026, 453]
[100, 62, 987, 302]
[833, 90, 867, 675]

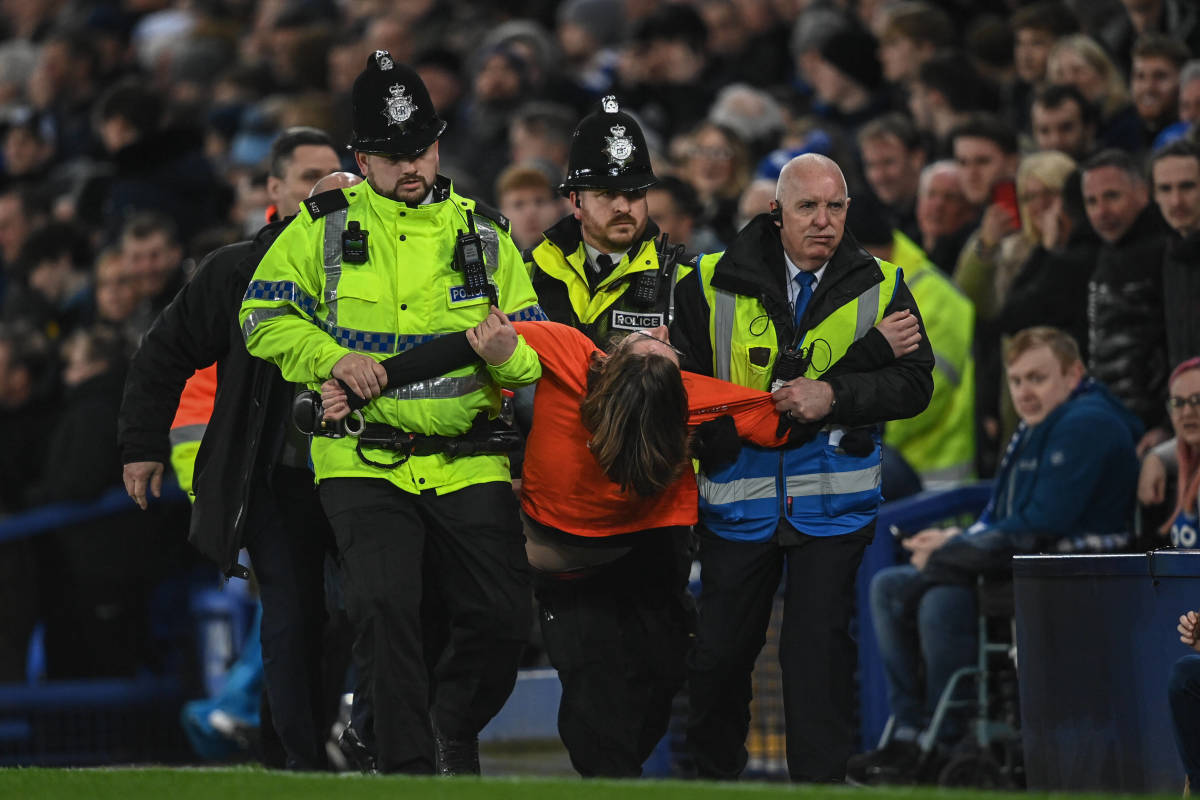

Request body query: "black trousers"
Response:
[244, 465, 336, 770]
[535, 527, 692, 777]
[686, 521, 874, 782]
[319, 478, 530, 774]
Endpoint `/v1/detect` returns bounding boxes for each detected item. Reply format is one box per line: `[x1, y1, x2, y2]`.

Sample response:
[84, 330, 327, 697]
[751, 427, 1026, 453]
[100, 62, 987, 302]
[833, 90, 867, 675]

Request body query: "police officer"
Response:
[527, 96, 680, 348]
[239, 51, 546, 775]
[670, 153, 934, 782]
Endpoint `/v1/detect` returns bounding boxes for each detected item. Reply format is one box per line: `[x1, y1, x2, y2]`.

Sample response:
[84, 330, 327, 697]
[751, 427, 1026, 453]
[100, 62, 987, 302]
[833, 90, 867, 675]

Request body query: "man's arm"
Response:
[823, 277, 935, 426]
[486, 231, 543, 388]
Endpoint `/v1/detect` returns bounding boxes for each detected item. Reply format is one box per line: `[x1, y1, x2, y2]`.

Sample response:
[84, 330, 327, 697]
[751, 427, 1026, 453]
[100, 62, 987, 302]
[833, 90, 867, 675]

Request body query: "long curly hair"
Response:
[580, 346, 689, 497]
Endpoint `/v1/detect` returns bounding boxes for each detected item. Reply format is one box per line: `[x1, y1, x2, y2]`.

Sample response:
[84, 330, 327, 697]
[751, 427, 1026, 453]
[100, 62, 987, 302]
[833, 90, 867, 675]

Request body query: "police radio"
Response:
[630, 233, 685, 309]
[454, 210, 496, 305]
[770, 346, 813, 392]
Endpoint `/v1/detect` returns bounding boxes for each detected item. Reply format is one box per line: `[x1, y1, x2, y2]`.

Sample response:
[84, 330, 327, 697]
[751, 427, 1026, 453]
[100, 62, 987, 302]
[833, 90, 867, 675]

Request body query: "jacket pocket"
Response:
[820, 442, 882, 517]
[333, 271, 380, 303]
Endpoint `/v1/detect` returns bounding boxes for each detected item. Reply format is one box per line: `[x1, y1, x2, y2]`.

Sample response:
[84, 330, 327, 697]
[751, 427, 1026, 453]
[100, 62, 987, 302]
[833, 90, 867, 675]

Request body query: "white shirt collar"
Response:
[583, 243, 628, 273]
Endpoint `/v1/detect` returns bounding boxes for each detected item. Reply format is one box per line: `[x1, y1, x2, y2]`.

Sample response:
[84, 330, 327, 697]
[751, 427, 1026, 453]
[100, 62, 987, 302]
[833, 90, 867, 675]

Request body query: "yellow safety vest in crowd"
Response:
[882, 231, 976, 487]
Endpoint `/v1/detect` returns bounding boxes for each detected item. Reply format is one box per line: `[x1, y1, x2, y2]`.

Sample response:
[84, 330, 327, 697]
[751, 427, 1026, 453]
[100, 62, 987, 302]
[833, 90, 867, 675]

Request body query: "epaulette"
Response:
[302, 189, 349, 220]
[471, 200, 510, 234]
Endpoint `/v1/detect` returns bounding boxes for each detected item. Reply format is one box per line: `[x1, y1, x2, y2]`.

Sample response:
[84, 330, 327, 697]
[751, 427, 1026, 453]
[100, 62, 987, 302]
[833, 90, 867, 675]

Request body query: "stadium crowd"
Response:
[1, 0, 1200, 784]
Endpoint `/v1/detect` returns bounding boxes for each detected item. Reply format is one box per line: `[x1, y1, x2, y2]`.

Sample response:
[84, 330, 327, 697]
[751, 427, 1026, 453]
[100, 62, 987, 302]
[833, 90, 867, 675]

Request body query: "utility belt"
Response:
[292, 389, 520, 469]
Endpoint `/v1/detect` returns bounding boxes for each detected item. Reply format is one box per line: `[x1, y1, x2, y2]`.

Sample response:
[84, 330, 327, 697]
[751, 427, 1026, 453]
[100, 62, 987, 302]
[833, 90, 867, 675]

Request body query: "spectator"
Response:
[707, 83, 786, 162]
[0, 324, 56, 515]
[1099, 0, 1200, 78]
[92, 245, 142, 343]
[554, 0, 623, 97]
[1047, 34, 1144, 153]
[4, 221, 93, 341]
[997, 168, 1098, 366]
[951, 114, 1021, 303]
[612, 3, 714, 142]
[1007, 1, 1079, 132]
[1181, 61, 1200, 126]
[1169, 597, 1200, 793]
[915, 160, 977, 275]
[1082, 148, 1170, 450]
[507, 102, 575, 183]
[909, 51, 997, 156]
[876, 2, 955, 91]
[850, 326, 1140, 785]
[1131, 34, 1190, 147]
[677, 121, 752, 246]
[495, 163, 564, 252]
[805, 25, 888, 139]
[858, 113, 927, 244]
[733, 177, 776, 233]
[1140, 358, 1200, 548]
[120, 212, 185, 317]
[0, 183, 45, 277]
[1153, 140, 1200, 372]
[699, 0, 792, 92]
[2, 112, 55, 183]
[91, 79, 226, 245]
[646, 175, 723, 256]
[1030, 83, 1099, 162]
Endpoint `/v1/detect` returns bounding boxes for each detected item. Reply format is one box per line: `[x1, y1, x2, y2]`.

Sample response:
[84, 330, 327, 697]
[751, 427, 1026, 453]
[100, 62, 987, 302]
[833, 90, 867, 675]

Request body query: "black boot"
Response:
[337, 724, 377, 775]
[435, 732, 480, 776]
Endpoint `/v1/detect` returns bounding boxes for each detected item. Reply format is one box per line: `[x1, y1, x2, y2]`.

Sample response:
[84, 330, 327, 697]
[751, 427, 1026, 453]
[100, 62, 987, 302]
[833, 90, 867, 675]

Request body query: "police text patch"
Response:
[449, 284, 488, 304]
[611, 310, 664, 330]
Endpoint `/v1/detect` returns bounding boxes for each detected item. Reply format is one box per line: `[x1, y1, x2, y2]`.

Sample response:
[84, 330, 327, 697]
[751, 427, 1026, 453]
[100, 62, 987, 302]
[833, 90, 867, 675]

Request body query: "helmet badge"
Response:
[375, 50, 394, 71]
[604, 124, 634, 167]
[601, 95, 620, 114]
[383, 84, 417, 127]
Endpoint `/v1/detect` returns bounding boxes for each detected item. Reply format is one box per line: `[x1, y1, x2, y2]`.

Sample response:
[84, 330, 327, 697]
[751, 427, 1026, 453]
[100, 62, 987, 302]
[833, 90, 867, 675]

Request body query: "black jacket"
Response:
[997, 227, 1099, 362]
[1087, 204, 1169, 431]
[671, 214, 934, 427]
[1163, 229, 1200, 370]
[118, 220, 299, 575]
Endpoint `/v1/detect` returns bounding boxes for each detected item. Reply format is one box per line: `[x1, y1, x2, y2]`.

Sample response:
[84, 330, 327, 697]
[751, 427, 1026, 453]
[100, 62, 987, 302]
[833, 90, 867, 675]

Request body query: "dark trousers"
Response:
[244, 465, 336, 771]
[535, 528, 692, 777]
[319, 478, 530, 774]
[1169, 654, 1200, 784]
[687, 521, 873, 782]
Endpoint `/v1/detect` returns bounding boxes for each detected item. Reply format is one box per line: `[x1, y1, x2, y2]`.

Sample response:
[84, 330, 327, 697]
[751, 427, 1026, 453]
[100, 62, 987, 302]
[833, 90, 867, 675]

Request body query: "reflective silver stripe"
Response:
[242, 306, 297, 341]
[933, 350, 962, 386]
[854, 281, 881, 341]
[382, 369, 490, 401]
[169, 424, 207, 447]
[713, 287, 736, 382]
[785, 465, 881, 497]
[906, 269, 929, 290]
[323, 208, 348, 326]
[920, 463, 972, 488]
[697, 474, 777, 505]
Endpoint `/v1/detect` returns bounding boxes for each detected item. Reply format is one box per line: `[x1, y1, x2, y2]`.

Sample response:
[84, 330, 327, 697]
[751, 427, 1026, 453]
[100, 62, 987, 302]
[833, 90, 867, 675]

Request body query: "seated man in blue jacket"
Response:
[850, 325, 1142, 784]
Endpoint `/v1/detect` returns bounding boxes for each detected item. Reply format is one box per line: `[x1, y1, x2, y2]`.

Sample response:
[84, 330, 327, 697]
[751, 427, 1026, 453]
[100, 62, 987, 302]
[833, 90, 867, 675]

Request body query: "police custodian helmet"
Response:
[561, 96, 657, 194]
[348, 50, 447, 157]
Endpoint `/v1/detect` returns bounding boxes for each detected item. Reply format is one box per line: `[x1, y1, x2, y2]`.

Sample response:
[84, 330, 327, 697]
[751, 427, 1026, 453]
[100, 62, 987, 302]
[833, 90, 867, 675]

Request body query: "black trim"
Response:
[303, 189, 349, 219]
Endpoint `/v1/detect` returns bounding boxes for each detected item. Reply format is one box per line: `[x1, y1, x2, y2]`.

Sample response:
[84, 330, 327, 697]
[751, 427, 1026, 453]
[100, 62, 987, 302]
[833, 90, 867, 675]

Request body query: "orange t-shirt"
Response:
[171, 364, 217, 431]
[514, 321, 786, 538]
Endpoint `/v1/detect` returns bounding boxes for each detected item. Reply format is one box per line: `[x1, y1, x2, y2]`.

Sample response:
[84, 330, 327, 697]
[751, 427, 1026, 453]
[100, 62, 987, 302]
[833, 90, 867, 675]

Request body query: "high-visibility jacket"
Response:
[691, 250, 899, 541]
[239, 176, 545, 494]
[882, 231, 976, 488]
[528, 216, 684, 347]
[169, 364, 217, 498]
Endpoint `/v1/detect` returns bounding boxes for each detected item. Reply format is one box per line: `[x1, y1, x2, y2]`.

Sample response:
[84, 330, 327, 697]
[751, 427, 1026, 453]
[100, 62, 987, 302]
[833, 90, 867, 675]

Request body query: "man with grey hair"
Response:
[672, 153, 934, 783]
[915, 159, 978, 274]
[708, 83, 786, 157]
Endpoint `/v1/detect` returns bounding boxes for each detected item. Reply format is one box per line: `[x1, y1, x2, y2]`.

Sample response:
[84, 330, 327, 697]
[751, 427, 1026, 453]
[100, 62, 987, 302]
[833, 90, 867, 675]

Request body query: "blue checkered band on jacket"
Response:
[244, 280, 318, 317]
[508, 304, 548, 322]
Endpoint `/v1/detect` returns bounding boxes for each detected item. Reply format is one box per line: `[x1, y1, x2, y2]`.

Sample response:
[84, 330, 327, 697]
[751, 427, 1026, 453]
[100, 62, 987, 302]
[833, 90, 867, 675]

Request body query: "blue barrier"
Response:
[0, 482, 187, 545]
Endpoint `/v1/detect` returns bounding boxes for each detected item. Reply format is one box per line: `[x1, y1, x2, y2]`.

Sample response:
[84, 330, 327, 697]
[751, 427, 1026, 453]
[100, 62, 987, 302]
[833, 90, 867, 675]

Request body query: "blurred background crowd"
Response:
[0, 0, 1196, 685]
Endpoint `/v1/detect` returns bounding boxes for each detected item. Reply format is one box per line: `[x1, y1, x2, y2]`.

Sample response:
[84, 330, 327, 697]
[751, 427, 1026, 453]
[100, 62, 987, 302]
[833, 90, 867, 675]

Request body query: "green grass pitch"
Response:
[0, 768, 1179, 800]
